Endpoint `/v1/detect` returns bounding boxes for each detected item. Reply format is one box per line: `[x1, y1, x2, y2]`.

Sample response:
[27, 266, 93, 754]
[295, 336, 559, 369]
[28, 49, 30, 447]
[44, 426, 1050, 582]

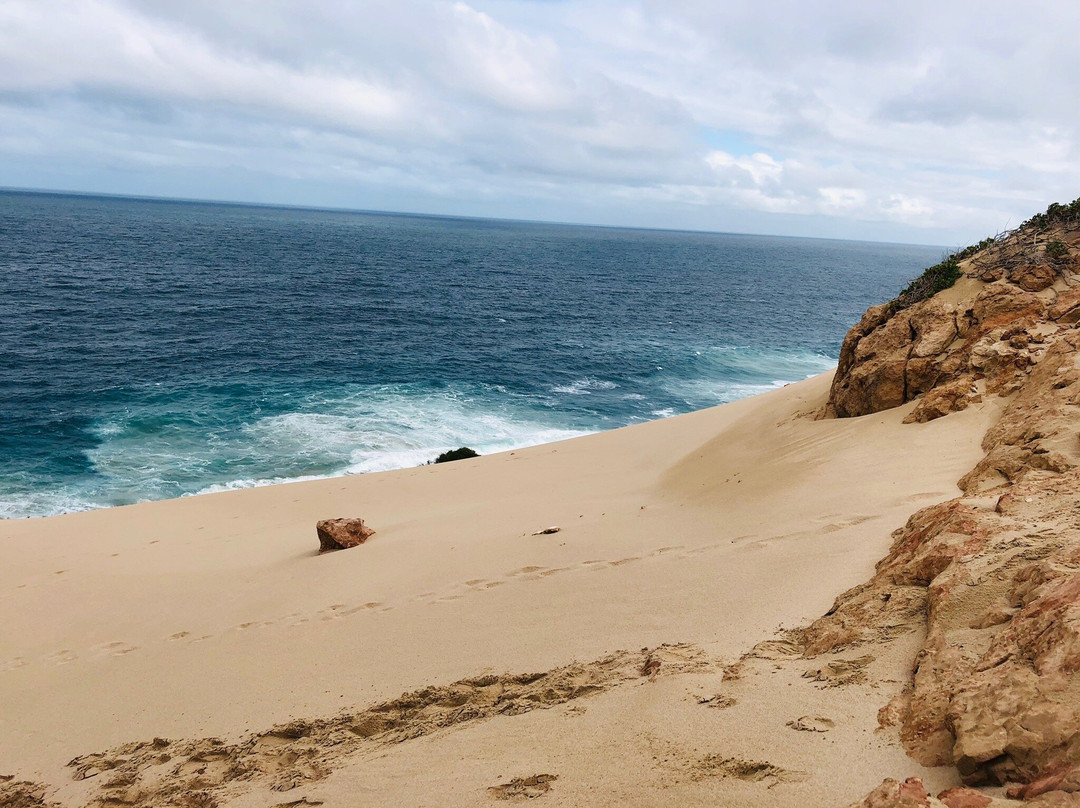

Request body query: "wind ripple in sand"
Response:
[66, 644, 712, 807]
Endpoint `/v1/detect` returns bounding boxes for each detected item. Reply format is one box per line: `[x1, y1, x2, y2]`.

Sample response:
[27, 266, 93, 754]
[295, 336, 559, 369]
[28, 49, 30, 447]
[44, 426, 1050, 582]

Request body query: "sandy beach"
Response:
[0, 370, 1001, 806]
[5, 2, 1080, 803]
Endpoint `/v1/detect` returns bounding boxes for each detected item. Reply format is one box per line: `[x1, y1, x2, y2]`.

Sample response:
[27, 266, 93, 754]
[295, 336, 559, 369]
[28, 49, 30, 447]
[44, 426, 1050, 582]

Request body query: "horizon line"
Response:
[0, 184, 951, 252]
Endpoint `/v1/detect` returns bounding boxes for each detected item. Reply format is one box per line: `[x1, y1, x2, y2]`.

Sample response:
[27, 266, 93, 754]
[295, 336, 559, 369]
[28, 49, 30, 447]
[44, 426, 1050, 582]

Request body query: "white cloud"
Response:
[819, 187, 867, 212]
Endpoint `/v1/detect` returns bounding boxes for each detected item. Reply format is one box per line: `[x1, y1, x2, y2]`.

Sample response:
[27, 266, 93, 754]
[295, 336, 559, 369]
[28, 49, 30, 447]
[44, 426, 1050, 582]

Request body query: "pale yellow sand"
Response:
[0, 372, 1002, 806]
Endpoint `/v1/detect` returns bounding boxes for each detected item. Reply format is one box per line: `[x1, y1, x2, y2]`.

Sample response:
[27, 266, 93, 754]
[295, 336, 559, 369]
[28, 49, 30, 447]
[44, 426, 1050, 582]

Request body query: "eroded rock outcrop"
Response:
[826, 224, 1080, 421]
[823, 213, 1080, 805]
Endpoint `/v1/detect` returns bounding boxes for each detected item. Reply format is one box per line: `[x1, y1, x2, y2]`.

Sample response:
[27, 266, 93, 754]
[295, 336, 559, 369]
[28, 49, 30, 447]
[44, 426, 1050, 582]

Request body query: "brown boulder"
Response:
[1050, 288, 1080, 324]
[1009, 263, 1058, 292]
[822, 223, 1080, 798]
[316, 518, 375, 552]
[903, 378, 976, 424]
[971, 284, 1045, 330]
[836, 304, 893, 380]
[829, 306, 913, 417]
[832, 356, 909, 417]
[910, 300, 960, 358]
[846, 777, 937, 808]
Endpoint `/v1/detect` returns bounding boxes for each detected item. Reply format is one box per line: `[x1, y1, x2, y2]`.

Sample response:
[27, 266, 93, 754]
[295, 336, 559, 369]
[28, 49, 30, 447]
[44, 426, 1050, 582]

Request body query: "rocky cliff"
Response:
[818, 202, 1080, 807]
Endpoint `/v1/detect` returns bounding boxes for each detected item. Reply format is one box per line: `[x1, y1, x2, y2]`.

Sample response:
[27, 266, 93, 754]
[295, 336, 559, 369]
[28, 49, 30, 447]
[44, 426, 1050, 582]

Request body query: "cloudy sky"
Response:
[2, 0, 1079, 244]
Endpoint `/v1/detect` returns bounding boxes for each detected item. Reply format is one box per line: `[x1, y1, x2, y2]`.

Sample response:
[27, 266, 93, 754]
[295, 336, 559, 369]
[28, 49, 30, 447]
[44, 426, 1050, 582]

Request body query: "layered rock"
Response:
[823, 216, 1080, 805]
[826, 225, 1080, 421]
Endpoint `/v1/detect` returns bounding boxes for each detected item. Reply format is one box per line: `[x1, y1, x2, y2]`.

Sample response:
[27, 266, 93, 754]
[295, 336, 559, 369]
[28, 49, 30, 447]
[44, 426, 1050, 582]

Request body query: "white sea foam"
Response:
[551, 377, 618, 395]
[660, 346, 836, 407]
[1, 348, 840, 519]
[78, 385, 593, 508]
[0, 489, 101, 520]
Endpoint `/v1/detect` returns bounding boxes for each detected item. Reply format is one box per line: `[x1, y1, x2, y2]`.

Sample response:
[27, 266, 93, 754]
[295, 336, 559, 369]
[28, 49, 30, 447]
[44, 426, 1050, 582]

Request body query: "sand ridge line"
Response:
[63, 644, 713, 807]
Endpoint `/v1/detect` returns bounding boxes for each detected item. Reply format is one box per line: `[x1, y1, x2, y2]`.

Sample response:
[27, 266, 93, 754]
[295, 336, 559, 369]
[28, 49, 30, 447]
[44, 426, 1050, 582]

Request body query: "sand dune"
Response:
[0, 370, 1000, 807]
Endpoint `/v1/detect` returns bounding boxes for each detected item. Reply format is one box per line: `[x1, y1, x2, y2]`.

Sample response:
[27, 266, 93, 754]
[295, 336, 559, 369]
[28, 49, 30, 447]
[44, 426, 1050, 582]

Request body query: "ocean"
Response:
[0, 189, 943, 518]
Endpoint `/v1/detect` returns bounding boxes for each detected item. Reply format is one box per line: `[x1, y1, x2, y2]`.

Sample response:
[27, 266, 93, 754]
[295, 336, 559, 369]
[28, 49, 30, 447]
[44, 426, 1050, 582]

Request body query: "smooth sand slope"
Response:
[0, 372, 1000, 807]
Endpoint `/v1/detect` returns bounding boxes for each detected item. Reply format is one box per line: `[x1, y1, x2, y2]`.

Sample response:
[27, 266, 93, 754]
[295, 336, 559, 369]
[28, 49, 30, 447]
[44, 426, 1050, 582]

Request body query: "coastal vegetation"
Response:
[890, 195, 1080, 312]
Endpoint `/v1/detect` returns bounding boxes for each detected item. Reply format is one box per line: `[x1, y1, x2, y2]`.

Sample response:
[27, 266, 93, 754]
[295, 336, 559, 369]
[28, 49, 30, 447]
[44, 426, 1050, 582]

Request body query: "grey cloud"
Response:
[2, 0, 1080, 244]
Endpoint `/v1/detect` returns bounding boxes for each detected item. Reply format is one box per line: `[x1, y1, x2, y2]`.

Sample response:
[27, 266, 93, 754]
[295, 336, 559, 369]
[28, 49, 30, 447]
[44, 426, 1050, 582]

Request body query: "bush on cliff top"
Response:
[1027, 196, 1080, 230]
[890, 237, 997, 312]
[891, 254, 964, 312]
[889, 194, 1080, 313]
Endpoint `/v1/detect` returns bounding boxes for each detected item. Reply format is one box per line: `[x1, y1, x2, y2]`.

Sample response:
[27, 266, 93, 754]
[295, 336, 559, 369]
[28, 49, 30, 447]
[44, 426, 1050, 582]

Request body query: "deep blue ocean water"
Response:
[0, 190, 944, 518]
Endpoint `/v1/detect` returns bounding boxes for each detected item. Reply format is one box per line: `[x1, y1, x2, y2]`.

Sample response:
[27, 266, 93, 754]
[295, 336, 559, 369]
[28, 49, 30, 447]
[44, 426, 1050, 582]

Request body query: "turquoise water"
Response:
[0, 190, 943, 517]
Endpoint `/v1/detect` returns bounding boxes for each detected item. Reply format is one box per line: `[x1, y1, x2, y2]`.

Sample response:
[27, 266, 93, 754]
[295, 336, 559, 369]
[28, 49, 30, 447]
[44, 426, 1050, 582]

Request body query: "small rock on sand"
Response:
[316, 518, 375, 552]
[532, 526, 561, 535]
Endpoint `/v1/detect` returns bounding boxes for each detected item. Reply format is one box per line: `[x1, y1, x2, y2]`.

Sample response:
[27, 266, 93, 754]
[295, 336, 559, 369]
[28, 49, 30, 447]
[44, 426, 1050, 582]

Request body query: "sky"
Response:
[2, 1, 1080, 245]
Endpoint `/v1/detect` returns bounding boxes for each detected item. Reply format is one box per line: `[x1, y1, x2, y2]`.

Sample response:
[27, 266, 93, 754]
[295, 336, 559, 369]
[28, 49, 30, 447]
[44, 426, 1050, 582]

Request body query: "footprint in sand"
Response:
[681, 542, 727, 557]
[93, 641, 137, 657]
[692, 756, 807, 786]
[903, 491, 947, 504]
[236, 620, 274, 630]
[488, 774, 558, 801]
[698, 694, 736, 709]
[167, 631, 191, 641]
[509, 566, 546, 577]
[821, 515, 875, 533]
[539, 567, 571, 577]
[47, 650, 77, 666]
[432, 595, 464, 604]
[317, 605, 348, 621]
[786, 715, 835, 733]
[1, 657, 28, 672]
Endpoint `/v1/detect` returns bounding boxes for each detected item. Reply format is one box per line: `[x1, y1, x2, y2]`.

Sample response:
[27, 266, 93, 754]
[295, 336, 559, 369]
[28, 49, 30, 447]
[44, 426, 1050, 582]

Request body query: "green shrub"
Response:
[1025, 197, 1080, 230]
[891, 254, 963, 311]
[433, 447, 480, 464]
[1046, 239, 1069, 260]
[888, 195, 1079, 314]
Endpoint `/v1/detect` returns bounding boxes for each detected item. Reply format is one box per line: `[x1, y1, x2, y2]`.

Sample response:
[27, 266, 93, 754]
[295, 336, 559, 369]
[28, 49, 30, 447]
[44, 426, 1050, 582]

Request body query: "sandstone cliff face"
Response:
[824, 220, 1080, 805]
[827, 229, 1080, 422]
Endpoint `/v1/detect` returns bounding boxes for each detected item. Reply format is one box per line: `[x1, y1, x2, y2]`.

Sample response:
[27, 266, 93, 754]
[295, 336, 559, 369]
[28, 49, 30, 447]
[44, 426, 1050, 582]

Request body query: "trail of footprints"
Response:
[4, 519, 887, 674]
[0, 539, 728, 672]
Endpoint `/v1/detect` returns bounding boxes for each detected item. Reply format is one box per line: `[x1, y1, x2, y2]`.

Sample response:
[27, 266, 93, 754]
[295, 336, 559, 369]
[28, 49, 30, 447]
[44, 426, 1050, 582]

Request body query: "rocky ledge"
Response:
[818, 203, 1080, 806]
